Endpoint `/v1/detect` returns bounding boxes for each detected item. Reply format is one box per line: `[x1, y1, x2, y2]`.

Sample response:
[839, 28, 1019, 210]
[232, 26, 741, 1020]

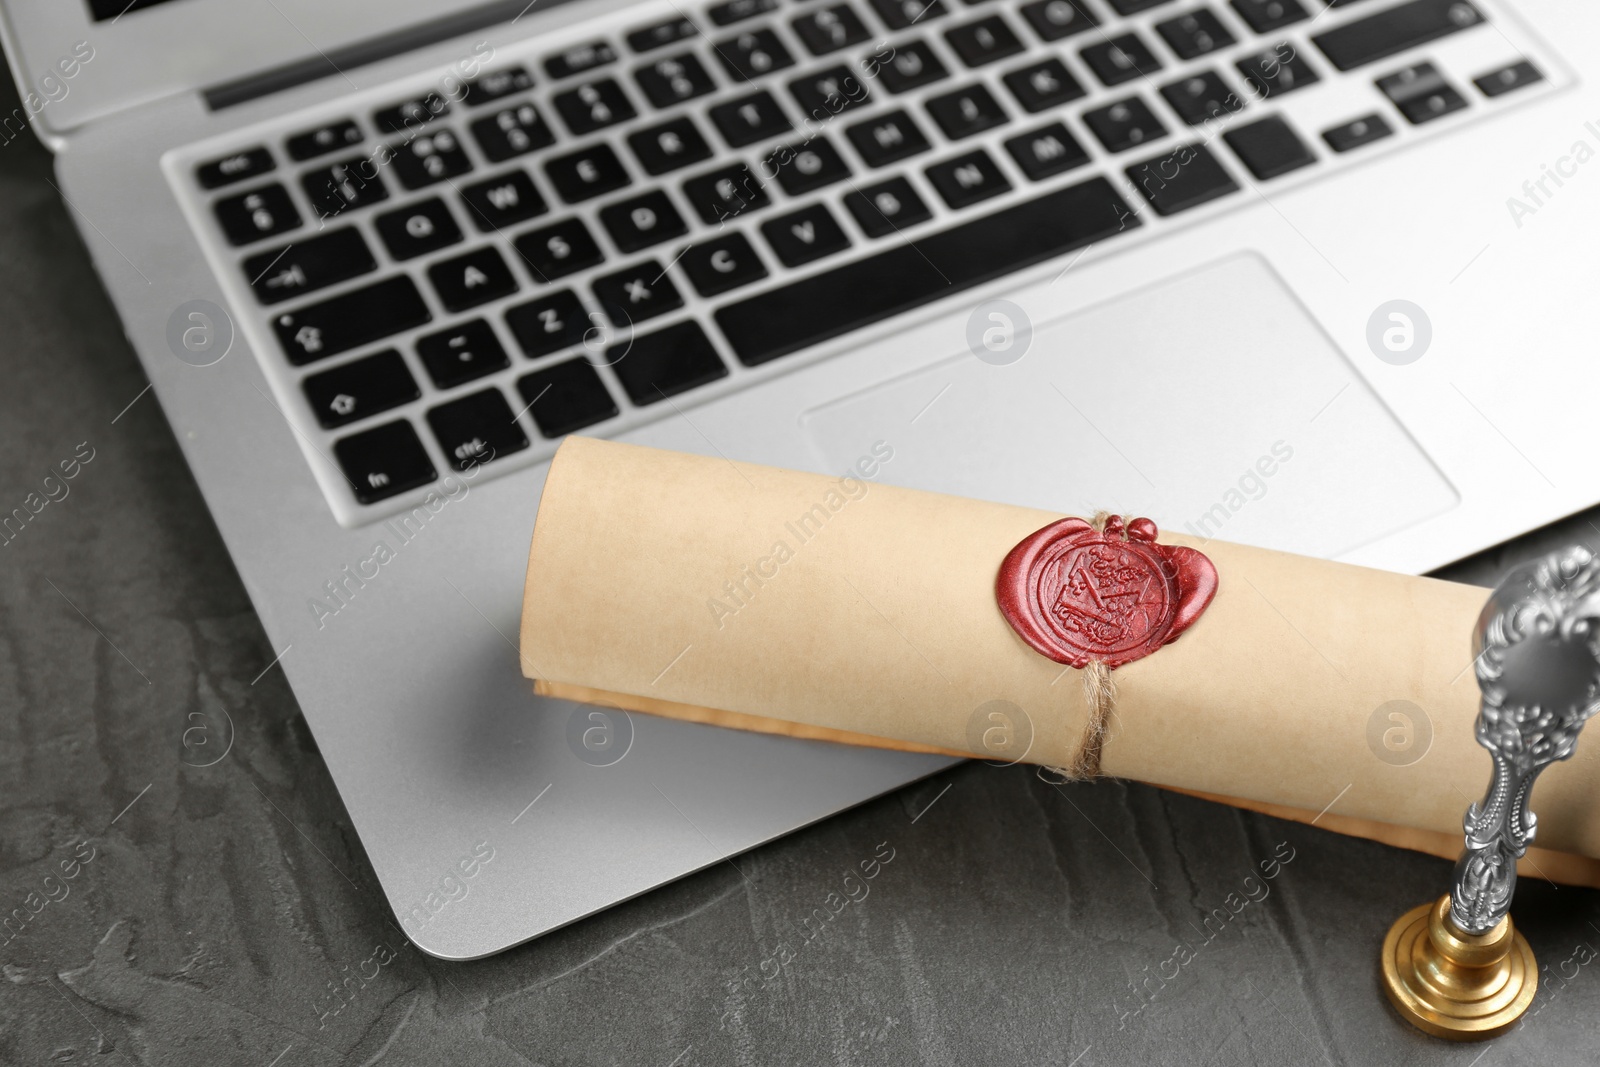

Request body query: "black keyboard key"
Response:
[1003, 59, 1085, 114]
[302, 155, 390, 218]
[608, 321, 727, 405]
[1083, 96, 1167, 152]
[1475, 60, 1542, 98]
[545, 144, 632, 202]
[428, 247, 519, 311]
[1075, 33, 1164, 88]
[844, 176, 932, 236]
[462, 66, 536, 106]
[243, 228, 376, 304]
[926, 149, 1011, 208]
[388, 129, 474, 189]
[708, 0, 778, 27]
[790, 65, 873, 120]
[545, 41, 619, 80]
[1230, 0, 1307, 32]
[1156, 8, 1235, 60]
[1223, 115, 1315, 178]
[629, 117, 715, 174]
[287, 120, 363, 162]
[593, 261, 684, 325]
[273, 276, 431, 365]
[514, 218, 606, 282]
[427, 389, 529, 470]
[635, 53, 717, 108]
[762, 203, 852, 266]
[792, 5, 872, 55]
[629, 18, 698, 53]
[518, 360, 619, 437]
[214, 184, 300, 245]
[374, 94, 449, 133]
[1005, 122, 1089, 180]
[717, 175, 1137, 365]
[507, 290, 594, 357]
[716, 29, 797, 81]
[1160, 71, 1246, 125]
[711, 90, 793, 147]
[872, 40, 950, 94]
[335, 421, 436, 503]
[945, 15, 1025, 67]
[1236, 45, 1320, 98]
[303, 350, 419, 429]
[417, 320, 510, 388]
[683, 164, 771, 223]
[1081, 33, 1162, 86]
[848, 110, 932, 166]
[600, 190, 689, 252]
[198, 147, 273, 189]
[470, 103, 557, 162]
[1312, 0, 1484, 72]
[868, 0, 948, 30]
[460, 170, 549, 231]
[1107, 0, 1175, 11]
[1378, 62, 1469, 124]
[375, 198, 464, 260]
[680, 233, 770, 296]
[1125, 142, 1239, 215]
[1018, 0, 1097, 41]
[766, 136, 853, 194]
[1321, 113, 1393, 152]
[554, 78, 638, 135]
[926, 84, 1008, 139]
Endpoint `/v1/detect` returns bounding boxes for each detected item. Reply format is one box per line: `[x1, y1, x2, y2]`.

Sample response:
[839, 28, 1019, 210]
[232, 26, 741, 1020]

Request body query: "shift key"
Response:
[273, 275, 431, 365]
[1311, 0, 1486, 72]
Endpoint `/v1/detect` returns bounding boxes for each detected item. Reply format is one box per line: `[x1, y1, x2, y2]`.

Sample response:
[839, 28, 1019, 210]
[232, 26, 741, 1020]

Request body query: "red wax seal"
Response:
[996, 515, 1217, 669]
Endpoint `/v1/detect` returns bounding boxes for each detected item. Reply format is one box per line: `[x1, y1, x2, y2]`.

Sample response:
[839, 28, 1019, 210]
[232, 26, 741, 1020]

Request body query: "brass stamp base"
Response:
[1380, 895, 1537, 1040]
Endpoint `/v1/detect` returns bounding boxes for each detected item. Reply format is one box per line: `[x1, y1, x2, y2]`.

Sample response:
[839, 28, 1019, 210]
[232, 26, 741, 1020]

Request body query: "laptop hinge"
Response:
[203, 0, 561, 110]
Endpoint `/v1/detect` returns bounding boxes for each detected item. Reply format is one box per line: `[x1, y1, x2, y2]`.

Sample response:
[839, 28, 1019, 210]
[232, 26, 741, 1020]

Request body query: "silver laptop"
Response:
[5, 0, 1592, 958]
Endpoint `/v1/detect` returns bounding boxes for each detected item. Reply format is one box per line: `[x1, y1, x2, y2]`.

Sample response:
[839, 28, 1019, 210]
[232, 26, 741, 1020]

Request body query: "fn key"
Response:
[334, 420, 437, 503]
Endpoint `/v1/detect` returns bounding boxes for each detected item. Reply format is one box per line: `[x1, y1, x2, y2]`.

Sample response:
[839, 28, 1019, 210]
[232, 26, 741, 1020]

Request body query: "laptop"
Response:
[4, 0, 1593, 958]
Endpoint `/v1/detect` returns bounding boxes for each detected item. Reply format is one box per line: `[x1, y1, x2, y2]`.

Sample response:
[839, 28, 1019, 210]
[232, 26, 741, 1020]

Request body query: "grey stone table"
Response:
[3, 72, 1599, 1067]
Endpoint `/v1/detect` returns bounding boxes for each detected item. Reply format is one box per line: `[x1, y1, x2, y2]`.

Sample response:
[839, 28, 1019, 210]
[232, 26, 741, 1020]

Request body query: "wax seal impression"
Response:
[996, 516, 1217, 669]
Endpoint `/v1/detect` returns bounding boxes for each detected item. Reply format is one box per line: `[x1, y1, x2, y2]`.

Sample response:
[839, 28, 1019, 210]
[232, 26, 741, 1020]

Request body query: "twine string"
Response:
[1041, 511, 1117, 784]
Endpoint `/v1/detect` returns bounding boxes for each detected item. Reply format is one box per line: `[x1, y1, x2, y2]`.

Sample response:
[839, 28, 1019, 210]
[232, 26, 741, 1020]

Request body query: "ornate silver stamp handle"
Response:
[1451, 544, 1600, 935]
[1381, 542, 1600, 1039]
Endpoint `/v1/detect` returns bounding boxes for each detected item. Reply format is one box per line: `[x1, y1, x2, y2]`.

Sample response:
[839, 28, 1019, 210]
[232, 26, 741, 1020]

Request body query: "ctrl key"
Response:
[334, 420, 437, 504]
[427, 388, 531, 470]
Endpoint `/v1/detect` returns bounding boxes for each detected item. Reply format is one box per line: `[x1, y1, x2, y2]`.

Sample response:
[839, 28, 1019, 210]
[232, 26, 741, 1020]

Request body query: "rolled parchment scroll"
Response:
[520, 437, 1600, 884]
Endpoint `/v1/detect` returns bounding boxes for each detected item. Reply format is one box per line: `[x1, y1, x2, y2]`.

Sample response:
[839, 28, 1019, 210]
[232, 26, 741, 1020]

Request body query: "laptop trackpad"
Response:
[802, 253, 1456, 559]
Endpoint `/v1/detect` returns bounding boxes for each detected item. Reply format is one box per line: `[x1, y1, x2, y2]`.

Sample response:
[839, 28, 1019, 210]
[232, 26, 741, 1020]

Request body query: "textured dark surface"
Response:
[5, 70, 1600, 1067]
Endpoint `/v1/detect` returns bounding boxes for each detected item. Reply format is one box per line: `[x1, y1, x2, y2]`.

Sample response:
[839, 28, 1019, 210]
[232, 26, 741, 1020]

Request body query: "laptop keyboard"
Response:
[180, 0, 1550, 522]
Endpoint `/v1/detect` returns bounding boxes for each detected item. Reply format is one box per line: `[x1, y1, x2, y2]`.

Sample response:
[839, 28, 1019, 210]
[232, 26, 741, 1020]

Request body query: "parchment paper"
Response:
[521, 437, 1600, 880]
